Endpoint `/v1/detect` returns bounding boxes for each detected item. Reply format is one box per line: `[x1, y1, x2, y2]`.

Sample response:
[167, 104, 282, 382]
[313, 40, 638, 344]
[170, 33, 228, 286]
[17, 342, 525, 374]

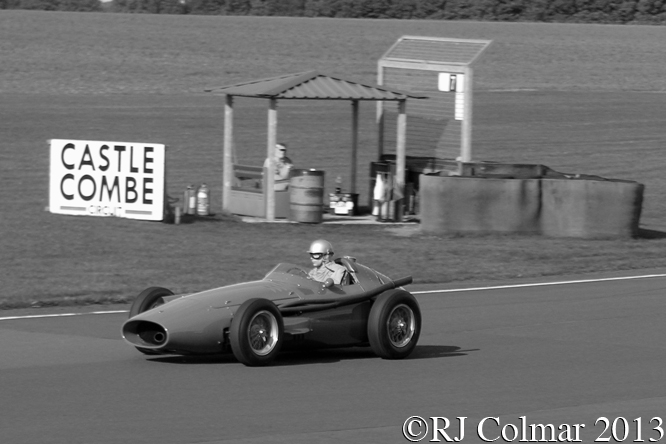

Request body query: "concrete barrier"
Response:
[541, 179, 644, 238]
[420, 175, 541, 234]
[420, 174, 644, 238]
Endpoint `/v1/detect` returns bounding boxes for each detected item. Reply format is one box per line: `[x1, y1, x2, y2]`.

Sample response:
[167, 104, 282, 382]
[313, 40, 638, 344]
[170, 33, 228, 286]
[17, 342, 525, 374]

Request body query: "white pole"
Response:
[351, 100, 359, 194]
[396, 99, 407, 222]
[461, 66, 473, 162]
[222, 95, 234, 213]
[266, 98, 278, 221]
[376, 62, 385, 161]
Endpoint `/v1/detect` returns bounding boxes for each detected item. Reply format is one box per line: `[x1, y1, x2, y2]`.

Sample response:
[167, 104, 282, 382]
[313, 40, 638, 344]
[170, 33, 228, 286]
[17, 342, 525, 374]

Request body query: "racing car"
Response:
[121, 257, 421, 366]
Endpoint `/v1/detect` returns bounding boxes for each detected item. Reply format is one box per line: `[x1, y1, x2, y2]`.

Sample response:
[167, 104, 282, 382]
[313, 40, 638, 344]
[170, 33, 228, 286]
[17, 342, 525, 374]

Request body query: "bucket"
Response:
[290, 169, 325, 223]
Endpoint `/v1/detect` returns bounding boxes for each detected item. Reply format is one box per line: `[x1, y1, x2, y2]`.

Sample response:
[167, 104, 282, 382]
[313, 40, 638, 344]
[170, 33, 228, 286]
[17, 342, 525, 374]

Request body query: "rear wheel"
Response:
[368, 289, 421, 359]
[230, 298, 284, 366]
[129, 287, 173, 355]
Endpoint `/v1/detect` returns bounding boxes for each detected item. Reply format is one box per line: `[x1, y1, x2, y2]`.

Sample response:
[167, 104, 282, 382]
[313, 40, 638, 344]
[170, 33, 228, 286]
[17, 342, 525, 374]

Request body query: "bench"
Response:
[228, 164, 290, 218]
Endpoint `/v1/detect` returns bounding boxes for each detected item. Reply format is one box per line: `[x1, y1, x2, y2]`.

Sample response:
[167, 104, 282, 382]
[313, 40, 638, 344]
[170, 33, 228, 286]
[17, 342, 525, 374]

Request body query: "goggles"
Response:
[309, 253, 325, 259]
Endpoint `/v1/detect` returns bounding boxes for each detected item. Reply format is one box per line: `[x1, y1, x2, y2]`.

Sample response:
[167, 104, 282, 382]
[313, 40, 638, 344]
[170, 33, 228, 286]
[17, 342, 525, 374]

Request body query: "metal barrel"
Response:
[289, 169, 325, 223]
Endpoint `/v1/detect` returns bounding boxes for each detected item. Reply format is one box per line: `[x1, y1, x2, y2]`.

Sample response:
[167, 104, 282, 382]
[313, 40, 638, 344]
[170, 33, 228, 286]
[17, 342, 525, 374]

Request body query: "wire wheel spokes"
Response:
[387, 304, 415, 348]
[247, 310, 279, 356]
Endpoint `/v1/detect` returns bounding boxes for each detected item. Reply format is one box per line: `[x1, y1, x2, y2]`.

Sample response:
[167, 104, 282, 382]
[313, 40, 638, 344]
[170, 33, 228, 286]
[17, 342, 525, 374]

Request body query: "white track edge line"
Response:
[412, 273, 666, 295]
[0, 310, 128, 321]
[1, 273, 665, 321]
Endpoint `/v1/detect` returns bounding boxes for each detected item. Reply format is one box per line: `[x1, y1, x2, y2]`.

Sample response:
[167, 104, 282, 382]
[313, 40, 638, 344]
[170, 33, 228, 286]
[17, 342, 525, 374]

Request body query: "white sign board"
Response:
[438, 73, 466, 121]
[437, 73, 465, 92]
[49, 139, 166, 221]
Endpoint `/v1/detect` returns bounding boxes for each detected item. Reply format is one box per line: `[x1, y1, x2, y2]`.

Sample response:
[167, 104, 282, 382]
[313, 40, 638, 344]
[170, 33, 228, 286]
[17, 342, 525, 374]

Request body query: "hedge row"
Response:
[3, 0, 666, 24]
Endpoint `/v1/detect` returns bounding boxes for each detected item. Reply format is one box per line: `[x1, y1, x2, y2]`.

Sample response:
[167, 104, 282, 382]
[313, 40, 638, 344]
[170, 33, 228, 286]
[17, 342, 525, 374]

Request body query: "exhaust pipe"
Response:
[153, 331, 166, 344]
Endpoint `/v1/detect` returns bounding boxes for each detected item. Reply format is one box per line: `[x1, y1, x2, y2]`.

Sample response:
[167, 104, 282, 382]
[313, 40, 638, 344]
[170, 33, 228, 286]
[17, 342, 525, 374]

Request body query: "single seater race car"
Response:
[121, 257, 421, 366]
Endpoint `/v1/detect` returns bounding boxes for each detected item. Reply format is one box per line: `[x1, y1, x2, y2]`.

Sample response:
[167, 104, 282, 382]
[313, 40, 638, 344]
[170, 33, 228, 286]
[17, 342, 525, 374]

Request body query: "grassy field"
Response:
[3, 11, 666, 94]
[1, 11, 666, 308]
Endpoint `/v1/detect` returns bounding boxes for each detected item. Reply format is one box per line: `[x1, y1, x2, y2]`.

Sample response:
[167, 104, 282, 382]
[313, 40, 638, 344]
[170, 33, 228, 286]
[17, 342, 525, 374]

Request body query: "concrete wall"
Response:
[540, 179, 644, 238]
[420, 175, 644, 238]
[420, 177, 541, 234]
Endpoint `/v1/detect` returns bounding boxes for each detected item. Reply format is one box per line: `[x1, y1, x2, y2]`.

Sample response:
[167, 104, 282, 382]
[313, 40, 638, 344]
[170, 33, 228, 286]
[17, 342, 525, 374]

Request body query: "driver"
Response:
[307, 239, 347, 285]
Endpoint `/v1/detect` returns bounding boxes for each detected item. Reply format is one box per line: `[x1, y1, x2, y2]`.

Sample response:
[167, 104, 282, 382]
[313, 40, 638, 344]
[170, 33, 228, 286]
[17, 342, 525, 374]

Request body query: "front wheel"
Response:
[129, 286, 173, 318]
[129, 287, 173, 355]
[230, 298, 284, 366]
[368, 289, 421, 359]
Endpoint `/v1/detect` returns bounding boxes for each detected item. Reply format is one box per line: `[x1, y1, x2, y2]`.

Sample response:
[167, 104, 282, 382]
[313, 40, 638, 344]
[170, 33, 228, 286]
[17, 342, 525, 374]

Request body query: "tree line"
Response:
[2, 0, 665, 24]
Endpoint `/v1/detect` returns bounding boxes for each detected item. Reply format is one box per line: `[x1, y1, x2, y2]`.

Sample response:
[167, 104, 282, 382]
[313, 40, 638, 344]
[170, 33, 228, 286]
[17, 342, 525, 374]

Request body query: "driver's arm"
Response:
[330, 266, 346, 285]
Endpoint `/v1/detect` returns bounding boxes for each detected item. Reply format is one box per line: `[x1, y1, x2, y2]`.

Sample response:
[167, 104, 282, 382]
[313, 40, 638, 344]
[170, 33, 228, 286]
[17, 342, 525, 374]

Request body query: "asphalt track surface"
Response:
[2, 273, 666, 444]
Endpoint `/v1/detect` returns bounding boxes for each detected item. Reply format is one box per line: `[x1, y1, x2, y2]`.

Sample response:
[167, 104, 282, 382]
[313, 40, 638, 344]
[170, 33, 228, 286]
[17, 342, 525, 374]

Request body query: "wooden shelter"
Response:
[206, 71, 426, 221]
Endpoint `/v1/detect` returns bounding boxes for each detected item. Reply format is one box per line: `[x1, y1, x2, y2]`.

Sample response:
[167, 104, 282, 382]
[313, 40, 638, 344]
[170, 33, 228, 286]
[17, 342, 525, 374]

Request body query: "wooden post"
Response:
[350, 100, 359, 194]
[222, 94, 234, 213]
[266, 98, 278, 221]
[374, 101, 385, 209]
[461, 66, 473, 163]
[395, 99, 407, 222]
[376, 61, 385, 162]
[376, 102, 384, 161]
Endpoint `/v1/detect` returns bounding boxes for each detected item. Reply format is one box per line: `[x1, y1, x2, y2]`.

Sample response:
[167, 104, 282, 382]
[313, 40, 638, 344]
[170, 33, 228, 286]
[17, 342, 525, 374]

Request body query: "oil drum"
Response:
[289, 169, 324, 223]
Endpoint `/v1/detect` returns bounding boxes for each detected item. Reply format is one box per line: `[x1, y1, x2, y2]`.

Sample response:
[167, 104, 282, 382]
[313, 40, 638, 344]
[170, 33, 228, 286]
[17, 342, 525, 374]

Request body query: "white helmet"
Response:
[308, 239, 334, 255]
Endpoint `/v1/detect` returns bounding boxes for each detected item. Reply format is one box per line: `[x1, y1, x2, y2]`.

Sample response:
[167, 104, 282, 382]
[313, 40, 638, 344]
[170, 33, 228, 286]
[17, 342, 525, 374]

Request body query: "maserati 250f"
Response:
[121, 257, 421, 366]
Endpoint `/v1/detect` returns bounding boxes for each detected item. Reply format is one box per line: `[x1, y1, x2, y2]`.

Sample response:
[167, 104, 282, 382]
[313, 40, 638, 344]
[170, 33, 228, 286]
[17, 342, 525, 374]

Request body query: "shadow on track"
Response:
[145, 345, 472, 366]
[147, 354, 238, 365]
[409, 345, 477, 360]
[274, 345, 473, 365]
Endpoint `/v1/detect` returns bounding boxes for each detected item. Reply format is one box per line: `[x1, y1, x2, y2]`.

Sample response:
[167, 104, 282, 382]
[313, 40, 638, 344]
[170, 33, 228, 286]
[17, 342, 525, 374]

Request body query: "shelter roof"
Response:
[206, 71, 427, 101]
[382, 36, 492, 66]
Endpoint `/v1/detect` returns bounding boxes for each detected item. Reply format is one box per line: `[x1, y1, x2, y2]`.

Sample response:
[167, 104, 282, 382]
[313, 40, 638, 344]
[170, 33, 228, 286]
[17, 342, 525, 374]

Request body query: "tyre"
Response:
[368, 289, 421, 359]
[230, 298, 284, 366]
[129, 287, 173, 318]
[129, 287, 174, 355]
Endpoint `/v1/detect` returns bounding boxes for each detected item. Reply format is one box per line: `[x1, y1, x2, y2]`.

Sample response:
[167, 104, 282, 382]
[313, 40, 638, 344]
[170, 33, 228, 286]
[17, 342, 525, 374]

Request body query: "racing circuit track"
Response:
[2, 272, 666, 444]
